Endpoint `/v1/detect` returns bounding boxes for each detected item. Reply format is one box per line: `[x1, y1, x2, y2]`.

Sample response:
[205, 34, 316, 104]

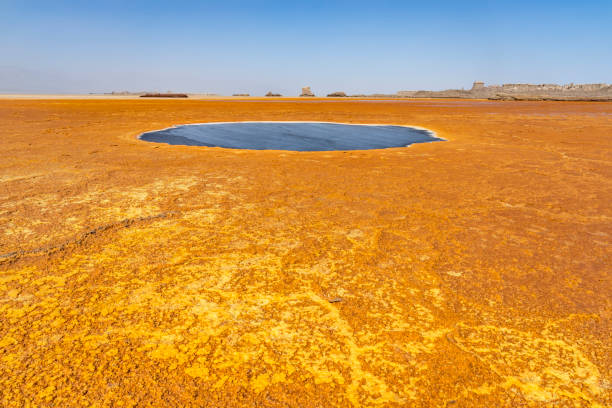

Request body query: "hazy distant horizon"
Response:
[1, 1, 611, 95]
[1, 64, 609, 97]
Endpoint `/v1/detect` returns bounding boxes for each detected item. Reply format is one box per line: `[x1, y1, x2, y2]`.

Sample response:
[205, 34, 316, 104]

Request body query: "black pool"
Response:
[139, 122, 443, 151]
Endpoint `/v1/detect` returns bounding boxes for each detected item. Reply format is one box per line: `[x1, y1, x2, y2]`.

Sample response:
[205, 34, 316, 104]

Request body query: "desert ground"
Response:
[0, 97, 610, 407]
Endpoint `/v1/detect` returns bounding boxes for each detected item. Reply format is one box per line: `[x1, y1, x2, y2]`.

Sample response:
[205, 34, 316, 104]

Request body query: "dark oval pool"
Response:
[139, 121, 442, 151]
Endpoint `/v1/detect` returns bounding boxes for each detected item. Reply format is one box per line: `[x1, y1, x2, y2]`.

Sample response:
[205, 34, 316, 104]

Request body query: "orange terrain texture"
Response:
[0, 98, 610, 407]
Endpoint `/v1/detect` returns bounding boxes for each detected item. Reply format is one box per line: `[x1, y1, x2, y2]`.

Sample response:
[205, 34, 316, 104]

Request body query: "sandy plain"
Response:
[0, 97, 610, 407]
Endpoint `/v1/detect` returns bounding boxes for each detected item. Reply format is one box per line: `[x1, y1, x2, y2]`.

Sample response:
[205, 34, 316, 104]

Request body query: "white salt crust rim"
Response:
[137, 121, 446, 148]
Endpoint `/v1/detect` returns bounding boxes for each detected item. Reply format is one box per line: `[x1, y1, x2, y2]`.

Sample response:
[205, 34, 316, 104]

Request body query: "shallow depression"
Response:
[139, 122, 443, 151]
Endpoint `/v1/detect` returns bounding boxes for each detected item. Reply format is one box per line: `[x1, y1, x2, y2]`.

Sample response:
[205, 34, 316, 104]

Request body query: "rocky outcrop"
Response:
[300, 86, 315, 97]
[489, 94, 612, 102]
[327, 92, 347, 97]
[140, 93, 188, 98]
[396, 91, 417, 97]
[396, 81, 612, 100]
[265, 92, 282, 97]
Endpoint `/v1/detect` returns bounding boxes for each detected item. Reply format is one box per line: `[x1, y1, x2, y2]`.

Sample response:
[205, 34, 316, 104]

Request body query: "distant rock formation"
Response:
[471, 81, 485, 91]
[265, 92, 282, 97]
[327, 91, 347, 97]
[396, 81, 612, 100]
[489, 94, 612, 102]
[300, 86, 315, 97]
[396, 91, 416, 97]
[140, 93, 188, 98]
[232, 93, 250, 97]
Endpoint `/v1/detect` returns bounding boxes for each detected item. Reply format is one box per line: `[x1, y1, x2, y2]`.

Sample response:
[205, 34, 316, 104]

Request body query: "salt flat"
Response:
[0, 98, 610, 407]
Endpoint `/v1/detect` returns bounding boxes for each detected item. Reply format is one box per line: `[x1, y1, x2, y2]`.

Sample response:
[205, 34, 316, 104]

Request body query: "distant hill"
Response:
[397, 82, 612, 101]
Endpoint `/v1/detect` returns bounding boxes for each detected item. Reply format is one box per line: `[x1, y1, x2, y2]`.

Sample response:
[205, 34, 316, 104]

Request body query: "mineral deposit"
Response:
[0, 98, 610, 407]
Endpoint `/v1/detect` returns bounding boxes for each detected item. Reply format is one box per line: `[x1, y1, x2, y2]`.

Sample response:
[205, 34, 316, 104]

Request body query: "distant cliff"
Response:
[397, 82, 612, 101]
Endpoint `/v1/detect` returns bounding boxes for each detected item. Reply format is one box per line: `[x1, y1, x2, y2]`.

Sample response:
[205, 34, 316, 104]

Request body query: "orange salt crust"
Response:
[0, 98, 610, 407]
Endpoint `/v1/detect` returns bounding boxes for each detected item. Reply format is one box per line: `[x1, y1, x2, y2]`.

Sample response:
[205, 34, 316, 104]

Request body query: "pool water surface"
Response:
[139, 121, 443, 151]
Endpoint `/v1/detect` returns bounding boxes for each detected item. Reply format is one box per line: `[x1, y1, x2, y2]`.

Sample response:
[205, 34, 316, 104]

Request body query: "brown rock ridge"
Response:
[397, 81, 612, 100]
[140, 93, 188, 98]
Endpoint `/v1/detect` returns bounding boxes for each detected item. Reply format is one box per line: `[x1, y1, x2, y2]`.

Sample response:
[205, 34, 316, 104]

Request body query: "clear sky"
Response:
[1, 0, 611, 95]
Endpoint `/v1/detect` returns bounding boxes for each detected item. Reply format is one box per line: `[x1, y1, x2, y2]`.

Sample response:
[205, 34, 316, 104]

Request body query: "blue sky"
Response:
[1, 0, 611, 94]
